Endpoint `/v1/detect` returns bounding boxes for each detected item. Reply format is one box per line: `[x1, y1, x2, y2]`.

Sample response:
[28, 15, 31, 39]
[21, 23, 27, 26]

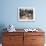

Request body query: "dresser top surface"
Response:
[3, 29, 45, 33]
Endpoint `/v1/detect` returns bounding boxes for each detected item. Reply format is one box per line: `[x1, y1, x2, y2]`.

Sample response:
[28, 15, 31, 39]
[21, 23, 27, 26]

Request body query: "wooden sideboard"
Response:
[2, 30, 45, 46]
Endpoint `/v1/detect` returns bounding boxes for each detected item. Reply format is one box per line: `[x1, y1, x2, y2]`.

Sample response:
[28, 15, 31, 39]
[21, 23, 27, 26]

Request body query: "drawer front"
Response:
[3, 43, 23, 46]
[24, 36, 32, 46]
[32, 44, 44, 46]
[32, 36, 45, 44]
[3, 32, 23, 36]
[3, 36, 23, 44]
[24, 32, 44, 36]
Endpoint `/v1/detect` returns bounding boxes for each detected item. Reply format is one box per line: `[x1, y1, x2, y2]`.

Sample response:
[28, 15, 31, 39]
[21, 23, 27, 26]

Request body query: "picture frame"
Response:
[18, 7, 35, 21]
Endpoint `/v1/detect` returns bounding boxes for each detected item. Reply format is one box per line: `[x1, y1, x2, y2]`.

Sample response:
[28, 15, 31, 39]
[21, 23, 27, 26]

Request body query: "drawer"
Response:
[3, 38, 23, 46]
[3, 43, 23, 46]
[31, 44, 44, 46]
[24, 32, 44, 36]
[3, 32, 23, 36]
[24, 36, 32, 45]
[24, 36, 32, 40]
[3, 35, 23, 44]
[3, 36, 23, 42]
[3, 44, 15, 46]
[32, 36, 45, 44]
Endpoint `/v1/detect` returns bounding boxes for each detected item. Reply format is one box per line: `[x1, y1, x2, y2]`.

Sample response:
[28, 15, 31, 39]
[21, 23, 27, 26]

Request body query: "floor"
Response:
[0, 44, 2, 46]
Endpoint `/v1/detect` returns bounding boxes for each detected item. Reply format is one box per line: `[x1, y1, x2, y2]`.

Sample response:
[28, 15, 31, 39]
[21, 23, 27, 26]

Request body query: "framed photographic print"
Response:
[18, 7, 35, 21]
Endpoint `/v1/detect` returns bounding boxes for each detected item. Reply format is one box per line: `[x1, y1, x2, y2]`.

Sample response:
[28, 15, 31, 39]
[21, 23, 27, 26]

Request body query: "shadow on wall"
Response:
[0, 24, 7, 43]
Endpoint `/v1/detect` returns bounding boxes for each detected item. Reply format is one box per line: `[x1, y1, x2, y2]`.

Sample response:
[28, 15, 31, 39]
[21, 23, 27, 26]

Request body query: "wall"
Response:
[0, 0, 46, 29]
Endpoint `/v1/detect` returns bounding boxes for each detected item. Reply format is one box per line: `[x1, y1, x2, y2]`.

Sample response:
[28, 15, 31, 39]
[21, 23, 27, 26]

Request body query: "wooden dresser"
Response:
[2, 29, 45, 46]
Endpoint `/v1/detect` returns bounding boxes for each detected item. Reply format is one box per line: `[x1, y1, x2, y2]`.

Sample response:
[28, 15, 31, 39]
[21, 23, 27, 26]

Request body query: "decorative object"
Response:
[7, 24, 16, 32]
[24, 28, 38, 32]
[18, 7, 35, 21]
